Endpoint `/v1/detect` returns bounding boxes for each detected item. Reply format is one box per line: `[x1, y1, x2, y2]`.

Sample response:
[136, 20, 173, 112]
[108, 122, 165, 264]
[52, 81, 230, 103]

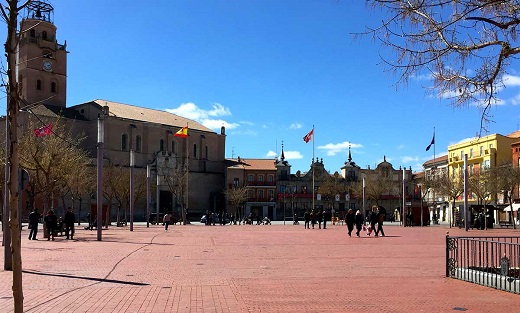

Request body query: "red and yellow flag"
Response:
[174, 126, 188, 138]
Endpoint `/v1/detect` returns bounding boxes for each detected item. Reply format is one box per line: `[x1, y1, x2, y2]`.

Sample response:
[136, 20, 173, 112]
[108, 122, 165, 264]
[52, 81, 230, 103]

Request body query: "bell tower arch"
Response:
[17, 1, 67, 108]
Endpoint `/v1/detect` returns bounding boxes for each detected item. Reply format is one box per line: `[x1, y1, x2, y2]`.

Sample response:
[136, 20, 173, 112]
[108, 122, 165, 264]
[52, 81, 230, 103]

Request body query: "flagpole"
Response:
[432, 127, 436, 227]
[185, 123, 189, 225]
[312, 125, 315, 212]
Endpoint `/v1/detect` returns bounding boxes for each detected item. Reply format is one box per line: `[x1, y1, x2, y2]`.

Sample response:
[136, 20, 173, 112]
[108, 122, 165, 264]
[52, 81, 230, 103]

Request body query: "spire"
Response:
[348, 144, 352, 163]
[280, 141, 285, 161]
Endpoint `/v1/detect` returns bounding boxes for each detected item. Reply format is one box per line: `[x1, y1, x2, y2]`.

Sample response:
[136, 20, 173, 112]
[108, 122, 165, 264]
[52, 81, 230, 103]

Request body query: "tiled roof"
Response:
[507, 130, 520, 138]
[228, 158, 277, 171]
[26, 104, 87, 120]
[423, 155, 448, 167]
[90, 99, 214, 133]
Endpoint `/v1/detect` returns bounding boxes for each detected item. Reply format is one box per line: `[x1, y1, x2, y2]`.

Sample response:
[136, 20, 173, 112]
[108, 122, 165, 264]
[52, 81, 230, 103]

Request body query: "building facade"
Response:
[6, 1, 228, 220]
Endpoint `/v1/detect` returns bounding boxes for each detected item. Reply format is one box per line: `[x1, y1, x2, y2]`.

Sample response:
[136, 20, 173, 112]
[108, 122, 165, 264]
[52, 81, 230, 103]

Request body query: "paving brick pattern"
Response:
[0, 223, 518, 312]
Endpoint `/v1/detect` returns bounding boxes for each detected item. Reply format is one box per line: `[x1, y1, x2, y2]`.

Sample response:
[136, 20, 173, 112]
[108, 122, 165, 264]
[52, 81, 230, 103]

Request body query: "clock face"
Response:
[43, 60, 52, 71]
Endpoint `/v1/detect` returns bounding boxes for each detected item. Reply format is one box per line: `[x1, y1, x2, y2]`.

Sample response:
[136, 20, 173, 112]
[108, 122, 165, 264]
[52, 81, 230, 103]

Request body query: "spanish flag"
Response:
[174, 126, 188, 138]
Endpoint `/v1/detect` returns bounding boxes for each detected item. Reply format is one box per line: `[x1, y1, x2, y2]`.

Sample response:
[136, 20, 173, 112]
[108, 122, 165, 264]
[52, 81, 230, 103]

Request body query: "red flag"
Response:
[303, 129, 314, 143]
[34, 123, 53, 137]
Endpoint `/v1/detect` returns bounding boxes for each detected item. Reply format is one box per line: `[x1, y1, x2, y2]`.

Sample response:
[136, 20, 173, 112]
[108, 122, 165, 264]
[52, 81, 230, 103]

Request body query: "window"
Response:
[480, 146, 484, 156]
[258, 175, 264, 182]
[30, 29, 35, 37]
[469, 148, 473, 158]
[268, 175, 274, 183]
[42, 31, 47, 40]
[135, 136, 142, 152]
[469, 164, 474, 175]
[36, 79, 42, 90]
[233, 178, 239, 187]
[160, 139, 165, 152]
[258, 190, 264, 199]
[248, 190, 254, 198]
[50, 82, 56, 93]
[268, 190, 274, 199]
[171, 141, 176, 154]
[483, 160, 490, 169]
[248, 175, 254, 182]
[460, 151, 465, 159]
[121, 134, 128, 151]
[489, 144, 493, 151]
[280, 185, 286, 193]
[193, 144, 197, 158]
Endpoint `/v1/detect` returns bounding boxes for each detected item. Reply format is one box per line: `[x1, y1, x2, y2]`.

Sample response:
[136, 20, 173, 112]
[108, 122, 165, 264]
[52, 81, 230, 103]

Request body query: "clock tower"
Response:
[17, 1, 67, 108]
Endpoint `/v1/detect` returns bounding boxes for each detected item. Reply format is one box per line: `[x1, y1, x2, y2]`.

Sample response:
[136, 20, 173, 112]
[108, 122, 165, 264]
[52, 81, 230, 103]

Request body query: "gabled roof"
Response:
[507, 130, 520, 138]
[227, 158, 277, 171]
[77, 100, 214, 133]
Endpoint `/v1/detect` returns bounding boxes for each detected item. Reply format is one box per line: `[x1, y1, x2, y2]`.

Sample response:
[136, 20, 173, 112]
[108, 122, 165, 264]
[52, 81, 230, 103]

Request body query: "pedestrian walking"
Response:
[28, 208, 41, 240]
[355, 210, 363, 237]
[310, 210, 316, 229]
[44, 209, 58, 241]
[317, 210, 323, 229]
[304, 210, 310, 229]
[64, 207, 75, 240]
[368, 206, 377, 236]
[163, 212, 172, 231]
[345, 209, 355, 237]
[322, 210, 328, 229]
[375, 206, 386, 237]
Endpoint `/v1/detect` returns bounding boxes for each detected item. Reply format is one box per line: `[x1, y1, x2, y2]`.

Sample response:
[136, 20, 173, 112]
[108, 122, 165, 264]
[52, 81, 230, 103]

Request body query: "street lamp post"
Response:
[96, 115, 104, 241]
[129, 149, 134, 231]
[146, 165, 150, 228]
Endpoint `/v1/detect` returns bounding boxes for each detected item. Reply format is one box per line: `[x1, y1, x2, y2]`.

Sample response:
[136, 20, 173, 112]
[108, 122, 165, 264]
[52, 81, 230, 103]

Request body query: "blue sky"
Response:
[3, 0, 520, 174]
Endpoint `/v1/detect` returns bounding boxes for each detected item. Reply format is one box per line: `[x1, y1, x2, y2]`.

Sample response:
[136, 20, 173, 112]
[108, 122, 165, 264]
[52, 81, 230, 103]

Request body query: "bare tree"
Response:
[223, 184, 248, 221]
[317, 172, 347, 210]
[494, 164, 520, 228]
[364, 1, 520, 129]
[1, 1, 31, 311]
[436, 173, 465, 226]
[164, 164, 188, 224]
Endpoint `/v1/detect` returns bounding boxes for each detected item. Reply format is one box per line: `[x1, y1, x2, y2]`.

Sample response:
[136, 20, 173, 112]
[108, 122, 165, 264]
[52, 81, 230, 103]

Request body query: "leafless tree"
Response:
[223, 184, 248, 221]
[1, 1, 32, 311]
[164, 164, 189, 224]
[436, 172, 465, 226]
[363, 0, 520, 130]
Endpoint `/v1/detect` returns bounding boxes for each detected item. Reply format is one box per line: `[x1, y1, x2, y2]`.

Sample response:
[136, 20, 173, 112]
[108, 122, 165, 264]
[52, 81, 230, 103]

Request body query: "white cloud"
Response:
[202, 119, 239, 130]
[397, 144, 405, 150]
[510, 93, 520, 105]
[290, 123, 302, 130]
[165, 102, 237, 131]
[503, 74, 520, 87]
[401, 156, 419, 163]
[266, 150, 303, 160]
[317, 141, 363, 156]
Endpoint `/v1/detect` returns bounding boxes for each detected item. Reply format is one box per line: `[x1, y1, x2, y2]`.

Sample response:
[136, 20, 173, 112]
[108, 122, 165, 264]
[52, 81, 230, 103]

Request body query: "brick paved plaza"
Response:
[0, 222, 518, 312]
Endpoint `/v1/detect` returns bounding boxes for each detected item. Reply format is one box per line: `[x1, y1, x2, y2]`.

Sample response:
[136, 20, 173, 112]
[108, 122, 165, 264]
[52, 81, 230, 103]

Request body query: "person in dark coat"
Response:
[322, 210, 328, 229]
[355, 210, 363, 237]
[44, 210, 58, 241]
[375, 206, 386, 237]
[64, 207, 76, 240]
[345, 209, 355, 237]
[28, 208, 41, 240]
[310, 210, 316, 229]
[369, 207, 378, 236]
[304, 210, 310, 229]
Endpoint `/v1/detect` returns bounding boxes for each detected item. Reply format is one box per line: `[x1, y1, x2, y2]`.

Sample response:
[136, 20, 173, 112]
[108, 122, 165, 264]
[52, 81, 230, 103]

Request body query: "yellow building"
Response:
[447, 131, 520, 215]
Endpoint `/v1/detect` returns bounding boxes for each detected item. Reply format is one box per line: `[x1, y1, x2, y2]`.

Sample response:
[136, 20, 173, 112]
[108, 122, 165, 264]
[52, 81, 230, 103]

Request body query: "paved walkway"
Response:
[0, 222, 518, 312]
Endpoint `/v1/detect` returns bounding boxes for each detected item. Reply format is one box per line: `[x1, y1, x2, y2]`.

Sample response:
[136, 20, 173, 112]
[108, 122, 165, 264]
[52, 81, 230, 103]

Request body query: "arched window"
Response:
[171, 140, 176, 154]
[50, 82, 57, 93]
[121, 134, 128, 151]
[136, 136, 142, 152]
[42, 31, 47, 40]
[36, 79, 42, 90]
[193, 144, 197, 158]
[160, 139, 164, 152]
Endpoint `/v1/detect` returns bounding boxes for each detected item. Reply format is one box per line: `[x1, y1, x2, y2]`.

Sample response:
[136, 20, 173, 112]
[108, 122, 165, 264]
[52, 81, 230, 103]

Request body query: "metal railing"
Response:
[446, 235, 520, 294]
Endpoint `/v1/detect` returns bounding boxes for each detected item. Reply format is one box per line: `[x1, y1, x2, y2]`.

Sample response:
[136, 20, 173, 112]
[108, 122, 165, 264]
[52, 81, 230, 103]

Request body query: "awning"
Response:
[504, 203, 520, 212]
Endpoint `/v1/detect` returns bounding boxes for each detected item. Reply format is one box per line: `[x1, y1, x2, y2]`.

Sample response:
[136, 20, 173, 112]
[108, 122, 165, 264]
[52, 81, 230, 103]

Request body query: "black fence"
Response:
[446, 235, 520, 294]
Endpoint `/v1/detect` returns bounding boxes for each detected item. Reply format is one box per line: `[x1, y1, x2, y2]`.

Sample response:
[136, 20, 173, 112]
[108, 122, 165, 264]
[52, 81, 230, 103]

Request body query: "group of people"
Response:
[27, 207, 76, 241]
[303, 209, 330, 229]
[344, 206, 386, 237]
